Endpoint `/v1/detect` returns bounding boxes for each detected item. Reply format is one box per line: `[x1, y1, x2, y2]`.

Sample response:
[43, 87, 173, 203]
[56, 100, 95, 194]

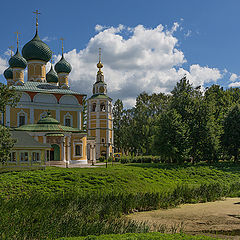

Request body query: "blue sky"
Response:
[1, 0, 240, 106]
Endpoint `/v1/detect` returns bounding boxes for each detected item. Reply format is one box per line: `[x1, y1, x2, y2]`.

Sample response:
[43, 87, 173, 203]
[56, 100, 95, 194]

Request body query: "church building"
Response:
[2, 11, 113, 165]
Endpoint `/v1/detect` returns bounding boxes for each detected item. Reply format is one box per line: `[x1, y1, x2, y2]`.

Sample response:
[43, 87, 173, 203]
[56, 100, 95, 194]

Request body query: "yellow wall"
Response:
[90, 114, 96, 119]
[60, 110, 78, 128]
[100, 120, 107, 127]
[90, 130, 96, 136]
[28, 62, 46, 82]
[10, 108, 30, 127]
[34, 109, 56, 122]
[71, 135, 87, 160]
[38, 136, 43, 143]
[100, 129, 106, 138]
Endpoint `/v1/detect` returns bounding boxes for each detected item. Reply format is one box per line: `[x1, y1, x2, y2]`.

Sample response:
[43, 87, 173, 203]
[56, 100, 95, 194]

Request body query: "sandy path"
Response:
[128, 198, 240, 239]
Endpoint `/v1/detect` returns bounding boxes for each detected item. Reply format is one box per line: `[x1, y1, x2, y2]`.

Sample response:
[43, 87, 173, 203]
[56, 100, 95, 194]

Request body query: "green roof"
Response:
[11, 131, 51, 149]
[46, 65, 58, 83]
[3, 67, 13, 79]
[9, 49, 27, 69]
[22, 30, 52, 62]
[12, 81, 86, 96]
[55, 54, 72, 74]
[15, 114, 87, 133]
[37, 116, 59, 124]
[88, 93, 112, 100]
[45, 133, 64, 137]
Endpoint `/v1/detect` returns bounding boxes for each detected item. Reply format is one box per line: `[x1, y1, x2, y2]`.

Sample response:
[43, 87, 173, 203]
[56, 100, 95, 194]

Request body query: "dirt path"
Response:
[128, 198, 240, 239]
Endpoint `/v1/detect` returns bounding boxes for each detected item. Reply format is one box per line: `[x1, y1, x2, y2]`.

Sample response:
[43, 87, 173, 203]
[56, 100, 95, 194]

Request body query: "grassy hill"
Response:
[0, 162, 239, 239]
[1, 162, 240, 199]
[58, 232, 219, 240]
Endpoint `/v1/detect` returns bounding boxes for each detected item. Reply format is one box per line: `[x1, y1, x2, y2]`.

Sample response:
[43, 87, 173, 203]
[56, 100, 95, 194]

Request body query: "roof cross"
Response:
[60, 38, 64, 55]
[33, 10, 41, 31]
[14, 31, 21, 49]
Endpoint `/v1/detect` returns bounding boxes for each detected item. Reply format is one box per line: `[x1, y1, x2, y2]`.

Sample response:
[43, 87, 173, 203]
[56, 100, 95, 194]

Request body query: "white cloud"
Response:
[0, 57, 8, 75]
[95, 25, 106, 32]
[42, 36, 57, 42]
[230, 73, 238, 82]
[184, 30, 192, 38]
[58, 24, 222, 108]
[229, 82, 240, 88]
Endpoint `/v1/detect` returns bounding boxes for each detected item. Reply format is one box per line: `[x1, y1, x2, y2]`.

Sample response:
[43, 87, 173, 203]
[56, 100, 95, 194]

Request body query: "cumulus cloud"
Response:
[229, 82, 240, 88]
[230, 73, 238, 82]
[56, 24, 222, 107]
[0, 57, 8, 75]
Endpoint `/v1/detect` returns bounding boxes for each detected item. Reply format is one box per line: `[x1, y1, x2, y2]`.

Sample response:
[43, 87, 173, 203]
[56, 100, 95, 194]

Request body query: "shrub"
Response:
[99, 156, 105, 162]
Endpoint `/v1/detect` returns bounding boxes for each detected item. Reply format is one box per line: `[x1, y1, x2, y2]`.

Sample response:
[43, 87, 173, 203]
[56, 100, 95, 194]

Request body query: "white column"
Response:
[56, 109, 60, 121]
[106, 102, 110, 158]
[62, 136, 66, 161]
[30, 107, 34, 124]
[5, 106, 10, 127]
[78, 111, 81, 129]
[43, 136, 46, 144]
[67, 137, 71, 162]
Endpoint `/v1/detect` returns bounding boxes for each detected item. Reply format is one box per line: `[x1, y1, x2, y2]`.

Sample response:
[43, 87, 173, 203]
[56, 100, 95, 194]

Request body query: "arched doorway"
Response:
[50, 144, 60, 161]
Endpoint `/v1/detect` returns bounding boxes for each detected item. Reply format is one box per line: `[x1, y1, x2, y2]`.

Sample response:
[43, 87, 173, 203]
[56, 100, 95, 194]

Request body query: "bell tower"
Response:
[87, 49, 114, 160]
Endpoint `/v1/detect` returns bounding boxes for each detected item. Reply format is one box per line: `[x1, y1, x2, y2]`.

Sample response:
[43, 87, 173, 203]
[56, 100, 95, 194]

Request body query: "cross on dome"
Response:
[14, 31, 21, 49]
[33, 10, 41, 31]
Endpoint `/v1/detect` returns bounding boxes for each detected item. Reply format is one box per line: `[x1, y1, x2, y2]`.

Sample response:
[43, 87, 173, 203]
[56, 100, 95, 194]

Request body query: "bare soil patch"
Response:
[128, 198, 240, 239]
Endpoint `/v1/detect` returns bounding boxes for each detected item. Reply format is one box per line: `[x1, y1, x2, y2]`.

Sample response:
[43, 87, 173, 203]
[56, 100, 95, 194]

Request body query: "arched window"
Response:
[100, 102, 105, 112]
[92, 103, 96, 112]
[75, 145, 82, 156]
[17, 110, 27, 127]
[64, 112, 73, 127]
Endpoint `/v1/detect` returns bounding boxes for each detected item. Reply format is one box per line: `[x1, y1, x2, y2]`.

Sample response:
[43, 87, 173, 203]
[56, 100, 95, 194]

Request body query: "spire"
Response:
[97, 48, 103, 74]
[14, 31, 21, 50]
[33, 10, 41, 32]
[60, 37, 64, 56]
[9, 46, 14, 57]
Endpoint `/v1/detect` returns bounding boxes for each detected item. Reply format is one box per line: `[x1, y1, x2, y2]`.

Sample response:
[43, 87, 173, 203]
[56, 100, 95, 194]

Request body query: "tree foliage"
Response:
[0, 83, 19, 164]
[112, 76, 240, 163]
[222, 104, 240, 162]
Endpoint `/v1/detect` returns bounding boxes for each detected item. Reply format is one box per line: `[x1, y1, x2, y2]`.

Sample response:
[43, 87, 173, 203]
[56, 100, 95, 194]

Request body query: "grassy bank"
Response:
[0, 162, 240, 239]
[1, 162, 240, 199]
[58, 232, 219, 240]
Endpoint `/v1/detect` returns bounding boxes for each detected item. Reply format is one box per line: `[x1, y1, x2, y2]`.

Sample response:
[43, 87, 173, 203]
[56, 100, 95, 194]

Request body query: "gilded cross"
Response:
[14, 31, 21, 49]
[33, 10, 41, 30]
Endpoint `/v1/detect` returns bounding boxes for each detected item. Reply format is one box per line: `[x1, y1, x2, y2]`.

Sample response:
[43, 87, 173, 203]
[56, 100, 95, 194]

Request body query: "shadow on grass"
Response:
[126, 161, 240, 173]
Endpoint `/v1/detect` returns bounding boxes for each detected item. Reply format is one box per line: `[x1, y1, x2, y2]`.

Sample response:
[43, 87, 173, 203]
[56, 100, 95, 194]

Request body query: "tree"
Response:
[0, 83, 20, 164]
[112, 99, 124, 152]
[153, 109, 188, 163]
[170, 76, 219, 163]
[222, 104, 240, 162]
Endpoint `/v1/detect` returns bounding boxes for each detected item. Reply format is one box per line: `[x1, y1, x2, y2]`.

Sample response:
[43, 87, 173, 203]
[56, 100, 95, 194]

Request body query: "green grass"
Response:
[0, 162, 240, 239]
[58, 232, 219, 240]
[0, 162, 240, 199]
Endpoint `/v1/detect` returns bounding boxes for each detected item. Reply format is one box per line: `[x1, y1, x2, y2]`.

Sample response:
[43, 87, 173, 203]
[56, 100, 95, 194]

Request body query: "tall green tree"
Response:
[112, 99, 124, 152]
[222, 104, 240, 162]
[0, 83, 20, 164]
[170, 76, 219, 163]
[153, 109, 188, 163]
